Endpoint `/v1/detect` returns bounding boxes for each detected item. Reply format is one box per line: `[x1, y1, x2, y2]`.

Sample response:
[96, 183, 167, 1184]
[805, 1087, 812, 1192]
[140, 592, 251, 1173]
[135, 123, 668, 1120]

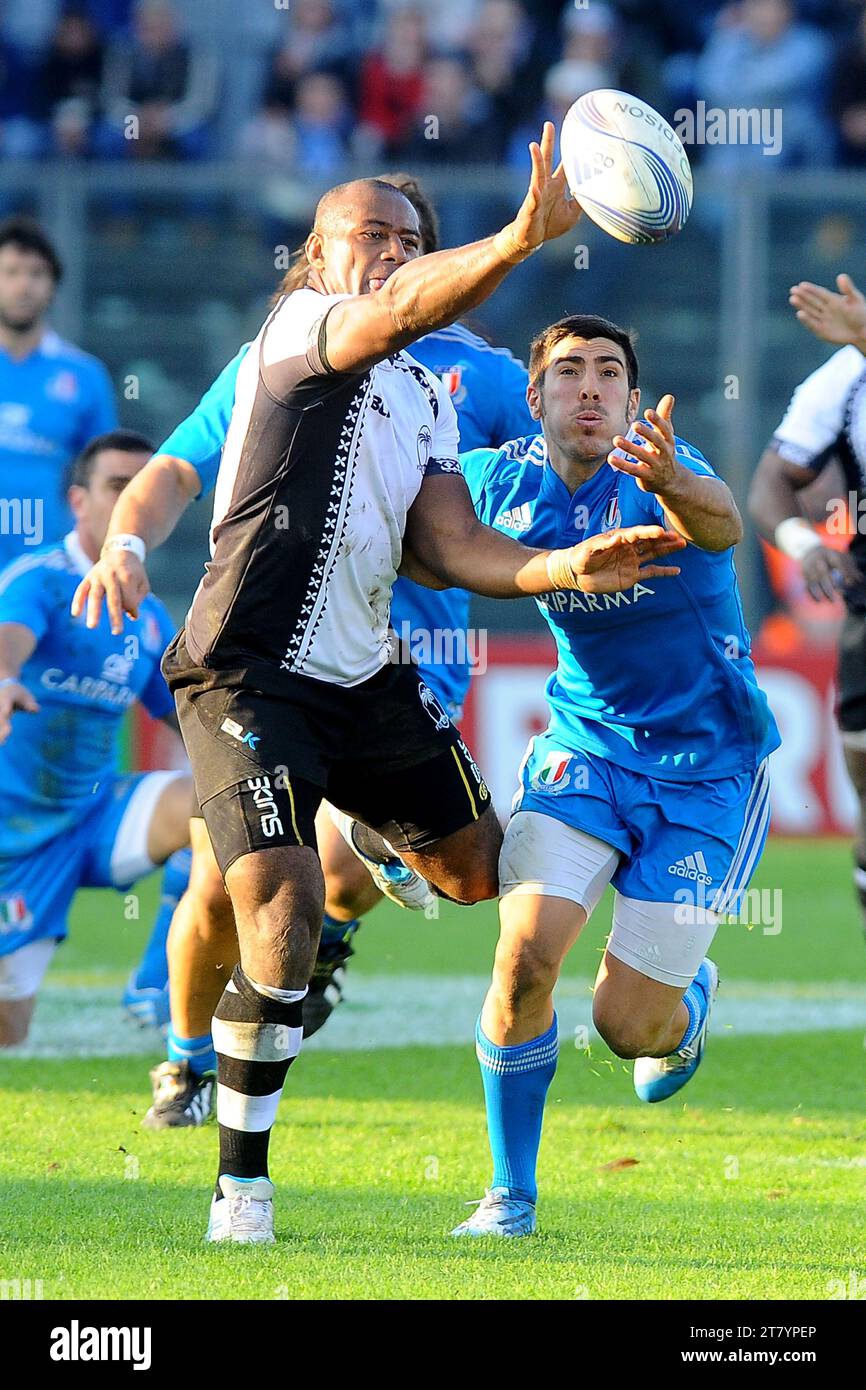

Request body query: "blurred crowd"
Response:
[0, 0, 864, 170]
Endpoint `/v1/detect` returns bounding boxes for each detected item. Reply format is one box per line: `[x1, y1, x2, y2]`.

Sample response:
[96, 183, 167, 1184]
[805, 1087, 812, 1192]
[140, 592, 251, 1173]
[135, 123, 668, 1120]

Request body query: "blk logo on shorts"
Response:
[221, 717, 260, 750]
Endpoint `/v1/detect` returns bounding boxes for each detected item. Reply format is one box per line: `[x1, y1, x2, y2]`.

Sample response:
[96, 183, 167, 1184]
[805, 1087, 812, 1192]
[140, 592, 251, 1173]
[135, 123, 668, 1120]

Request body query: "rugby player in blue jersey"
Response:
[0, 431, 194, 1045]
[437, 314, 780, 1236]
[74, 174, 545, 1126]
[0, 219, 117, 567]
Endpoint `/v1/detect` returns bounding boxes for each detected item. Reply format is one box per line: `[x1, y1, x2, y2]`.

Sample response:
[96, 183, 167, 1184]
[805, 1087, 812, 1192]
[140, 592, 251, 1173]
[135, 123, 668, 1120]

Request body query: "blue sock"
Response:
[677, 963, 711, 1051]
[133, 848, 191, 992]
[320, 911, 360, 948]
[475, 1015, 559, 1205]
[168, 1026, 217, 1077]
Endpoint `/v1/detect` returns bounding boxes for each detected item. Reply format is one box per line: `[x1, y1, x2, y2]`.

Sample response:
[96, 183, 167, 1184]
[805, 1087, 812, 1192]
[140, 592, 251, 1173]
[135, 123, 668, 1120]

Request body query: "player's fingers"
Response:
[611, 439, 659, 468]
[70, 575, 90, 617]
[632, 421, 667, 451]
[607, 454, 648, 478]
[527, 140, 543, 188]
[654, 393, 675, 423]
[18, 689, 39, 713]
[85, 576, 105, 629]
[837, 272, 860, 299]
[637, 564, 681, 579]
[539, 121, 555, 173]
[618, 525, 681, 542]
[104, 572, 125, 636]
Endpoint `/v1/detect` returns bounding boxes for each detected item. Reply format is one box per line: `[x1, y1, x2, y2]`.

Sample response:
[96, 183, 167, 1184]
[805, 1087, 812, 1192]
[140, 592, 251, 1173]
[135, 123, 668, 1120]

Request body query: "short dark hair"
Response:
[529, 314, 639, 391]
[69, 430, 154, 488]
[0, 217, 63, 283]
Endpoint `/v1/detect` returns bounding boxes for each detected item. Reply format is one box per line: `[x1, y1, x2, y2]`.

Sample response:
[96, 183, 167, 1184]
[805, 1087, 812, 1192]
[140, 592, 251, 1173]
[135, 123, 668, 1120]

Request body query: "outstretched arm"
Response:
[405, 474, 685, 598]
[71, 452, 201, 634]
[318, 124, 582, 375]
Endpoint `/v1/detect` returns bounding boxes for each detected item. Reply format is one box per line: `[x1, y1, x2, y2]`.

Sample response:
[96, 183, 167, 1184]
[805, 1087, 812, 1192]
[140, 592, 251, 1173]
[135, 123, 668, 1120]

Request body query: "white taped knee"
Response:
[498, 811, 619, 919]
[606, 892, 719, 989]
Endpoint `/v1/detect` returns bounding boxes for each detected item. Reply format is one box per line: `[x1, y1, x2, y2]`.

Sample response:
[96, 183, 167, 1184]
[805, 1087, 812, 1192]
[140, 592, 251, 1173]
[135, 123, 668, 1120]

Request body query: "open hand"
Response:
[564, 525, 686, 594]
[71, 550, 150, 635]
[789, 274, 866, 348]
[499, 122, 583, 261]
[609, 395, 678, 494]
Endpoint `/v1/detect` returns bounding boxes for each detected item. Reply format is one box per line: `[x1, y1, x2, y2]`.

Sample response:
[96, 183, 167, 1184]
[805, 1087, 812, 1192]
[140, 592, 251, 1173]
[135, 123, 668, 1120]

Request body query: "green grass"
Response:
[2, 839, 865, 1299]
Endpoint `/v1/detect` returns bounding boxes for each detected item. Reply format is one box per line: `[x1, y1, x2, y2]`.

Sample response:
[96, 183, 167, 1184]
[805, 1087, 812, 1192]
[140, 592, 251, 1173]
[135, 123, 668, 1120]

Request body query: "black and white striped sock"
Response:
[211, 965, 305, 1194]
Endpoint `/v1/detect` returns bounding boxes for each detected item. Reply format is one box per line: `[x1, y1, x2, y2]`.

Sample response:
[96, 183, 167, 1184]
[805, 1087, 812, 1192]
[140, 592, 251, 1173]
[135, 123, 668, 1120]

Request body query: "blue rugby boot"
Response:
[633, 959, 719, 1104]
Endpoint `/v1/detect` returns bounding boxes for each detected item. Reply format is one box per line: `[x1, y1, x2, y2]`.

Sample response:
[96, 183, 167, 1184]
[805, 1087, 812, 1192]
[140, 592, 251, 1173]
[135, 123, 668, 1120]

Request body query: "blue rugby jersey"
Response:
[0, 331, 117, 567]
[158, 324, 540, 714]
[0, 531, 175, 855]
[463, 433, 780, 780]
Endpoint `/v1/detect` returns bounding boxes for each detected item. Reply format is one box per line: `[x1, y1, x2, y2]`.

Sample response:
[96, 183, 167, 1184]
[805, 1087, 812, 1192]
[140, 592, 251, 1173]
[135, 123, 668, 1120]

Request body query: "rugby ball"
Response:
[561, 89, 692, 245]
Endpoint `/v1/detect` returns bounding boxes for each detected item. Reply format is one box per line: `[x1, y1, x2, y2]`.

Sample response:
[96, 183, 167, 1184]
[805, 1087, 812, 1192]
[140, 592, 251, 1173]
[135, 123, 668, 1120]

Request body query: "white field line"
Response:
[5, 975, 866, 1059]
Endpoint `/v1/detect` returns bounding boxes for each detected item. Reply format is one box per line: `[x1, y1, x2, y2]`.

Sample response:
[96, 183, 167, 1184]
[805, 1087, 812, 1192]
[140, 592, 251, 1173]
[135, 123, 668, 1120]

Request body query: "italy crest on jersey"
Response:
[438, 366, 466, 406]
[603, 494, 621, 530]
[530, 750, 572, 793]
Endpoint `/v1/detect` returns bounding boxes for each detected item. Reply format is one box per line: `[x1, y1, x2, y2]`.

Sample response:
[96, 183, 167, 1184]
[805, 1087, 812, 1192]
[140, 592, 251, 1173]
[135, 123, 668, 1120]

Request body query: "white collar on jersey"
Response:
[63, 530, 95, 578]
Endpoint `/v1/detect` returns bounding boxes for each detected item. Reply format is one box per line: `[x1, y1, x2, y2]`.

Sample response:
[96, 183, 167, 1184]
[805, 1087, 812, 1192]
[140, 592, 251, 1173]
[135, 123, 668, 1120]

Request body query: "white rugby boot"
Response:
[206, 1176, 276, 1244]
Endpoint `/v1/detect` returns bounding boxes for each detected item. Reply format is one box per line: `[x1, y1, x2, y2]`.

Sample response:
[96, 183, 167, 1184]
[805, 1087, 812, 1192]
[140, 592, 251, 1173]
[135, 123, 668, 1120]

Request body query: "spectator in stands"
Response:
[258, 0, 355, 115]
[545, 4, 619, 114]
[830, 5, 866, 166]
[239, 69, 351, 176]
[467, 0, 545, 158]
[98, 0, 219, 159]
[39, 11, 105, 157]
[358, 5, 428, 157]
[694, 0, 834, 168]
[0, 34, 44, 157]
[398, 53, 499, 163]
[377, 0, 480, 50]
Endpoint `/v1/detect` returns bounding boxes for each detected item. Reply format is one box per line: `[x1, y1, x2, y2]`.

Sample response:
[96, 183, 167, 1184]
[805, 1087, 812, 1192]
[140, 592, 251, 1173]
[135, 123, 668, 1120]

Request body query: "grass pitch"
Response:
[1, 840, 865, 1300]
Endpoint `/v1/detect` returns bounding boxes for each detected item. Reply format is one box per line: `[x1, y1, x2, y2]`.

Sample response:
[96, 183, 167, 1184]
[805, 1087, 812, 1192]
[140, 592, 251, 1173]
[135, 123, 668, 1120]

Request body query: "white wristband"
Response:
[101, 533, 146, 563]
[773, 518, 822, 562]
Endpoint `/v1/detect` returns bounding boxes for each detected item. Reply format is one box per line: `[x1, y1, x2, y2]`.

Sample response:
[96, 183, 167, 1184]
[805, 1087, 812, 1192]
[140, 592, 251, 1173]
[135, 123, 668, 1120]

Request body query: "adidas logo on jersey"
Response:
[495, 502, 532, 532]
[668, 851, 713, 885]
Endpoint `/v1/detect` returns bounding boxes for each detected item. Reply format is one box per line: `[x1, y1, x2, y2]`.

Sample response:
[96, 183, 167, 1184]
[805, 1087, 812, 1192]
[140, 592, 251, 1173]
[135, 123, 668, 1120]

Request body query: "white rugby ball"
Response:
[561, 89, 693, 245]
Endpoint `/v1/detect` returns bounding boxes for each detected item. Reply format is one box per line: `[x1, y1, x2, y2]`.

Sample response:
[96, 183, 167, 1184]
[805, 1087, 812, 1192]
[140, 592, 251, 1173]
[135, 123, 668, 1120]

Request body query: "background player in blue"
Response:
[72, 174, 545, 1126]
[447, 314, 780, 1237]
[0, 431, 194, 1046]
[0, 218, 117, 567]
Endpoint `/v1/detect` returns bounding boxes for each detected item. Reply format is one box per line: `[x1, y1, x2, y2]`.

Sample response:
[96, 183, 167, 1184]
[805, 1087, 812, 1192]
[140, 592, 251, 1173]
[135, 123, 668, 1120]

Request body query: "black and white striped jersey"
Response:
[185, 287, 461, 688]
[772, 344, 866, 607]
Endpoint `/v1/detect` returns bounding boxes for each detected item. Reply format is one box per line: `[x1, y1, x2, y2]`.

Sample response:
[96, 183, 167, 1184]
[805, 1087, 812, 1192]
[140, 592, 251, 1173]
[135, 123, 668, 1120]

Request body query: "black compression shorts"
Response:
[162, 631, 491, 876]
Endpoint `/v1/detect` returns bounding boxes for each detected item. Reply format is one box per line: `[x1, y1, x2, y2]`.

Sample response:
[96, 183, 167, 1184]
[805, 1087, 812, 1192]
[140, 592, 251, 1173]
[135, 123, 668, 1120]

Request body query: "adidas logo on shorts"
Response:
[667, 851, 713, 886]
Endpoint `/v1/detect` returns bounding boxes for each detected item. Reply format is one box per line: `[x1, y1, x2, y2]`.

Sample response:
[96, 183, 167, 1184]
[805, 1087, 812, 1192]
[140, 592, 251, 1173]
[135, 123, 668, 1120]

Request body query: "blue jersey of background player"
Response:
[449, 313, 781, 1239]
[0, 431, 192, 1046]
[0, 219, 117, 568]
[159, 322, 539, 717]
